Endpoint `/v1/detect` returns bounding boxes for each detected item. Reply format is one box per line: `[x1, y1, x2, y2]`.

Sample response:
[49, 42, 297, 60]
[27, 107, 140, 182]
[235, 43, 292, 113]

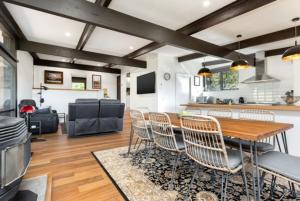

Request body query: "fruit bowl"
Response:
[281, 96, 300, 105]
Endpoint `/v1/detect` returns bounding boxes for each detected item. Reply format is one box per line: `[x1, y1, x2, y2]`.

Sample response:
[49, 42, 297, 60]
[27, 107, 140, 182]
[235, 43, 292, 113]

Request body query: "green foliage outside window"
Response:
[204, 70, 239, 91]
[72, 83, 85, 90]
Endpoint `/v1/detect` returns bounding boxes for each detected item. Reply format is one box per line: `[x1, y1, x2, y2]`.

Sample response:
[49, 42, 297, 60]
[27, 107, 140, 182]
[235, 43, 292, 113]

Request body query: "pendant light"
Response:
[282, 17, 300, 61]
[230, 34, 251, 71]
[198, 56, 212, 77]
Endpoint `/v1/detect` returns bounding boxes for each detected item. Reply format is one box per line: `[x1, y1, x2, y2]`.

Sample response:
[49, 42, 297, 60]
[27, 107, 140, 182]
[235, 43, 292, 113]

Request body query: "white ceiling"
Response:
[137, 45, 195, 60]
[4, 0, 300, 68]
[83, 27, 152, 56]
[193, 0, 300, 46]
[37, 54, 72, 63]
[110, 0, 236, 30]
[5, 3, 85, 48]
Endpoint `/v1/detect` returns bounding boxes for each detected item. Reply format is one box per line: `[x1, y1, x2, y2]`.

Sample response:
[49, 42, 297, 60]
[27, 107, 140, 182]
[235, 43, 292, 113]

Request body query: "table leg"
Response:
[249, 142, 257, 201]
[239, 140, 250, 201]
[127, 124, 134, 156]
[254, 142, 261, 201]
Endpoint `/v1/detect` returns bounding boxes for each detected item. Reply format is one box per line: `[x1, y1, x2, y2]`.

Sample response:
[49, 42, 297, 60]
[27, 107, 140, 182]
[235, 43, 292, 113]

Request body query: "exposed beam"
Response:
[34, 59, 120, 74]
[224, 26, 300, 50]
[265, 47, 290, 57]
[177, 0, 276, 36]
[117, 0, 276, 63]
[179, 26, 300, 62]
[203, 59, 231, 66]
[4, 0, 253, 63]
[0, 2, 39, 59]
[18, 40, 147, 68]
[75, 0, 112, 51]
[178, 53, 205, 63]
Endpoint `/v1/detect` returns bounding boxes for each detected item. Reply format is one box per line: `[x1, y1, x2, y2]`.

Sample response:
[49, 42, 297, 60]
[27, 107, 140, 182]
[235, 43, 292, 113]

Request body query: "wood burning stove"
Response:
[0, 117, 31, 201]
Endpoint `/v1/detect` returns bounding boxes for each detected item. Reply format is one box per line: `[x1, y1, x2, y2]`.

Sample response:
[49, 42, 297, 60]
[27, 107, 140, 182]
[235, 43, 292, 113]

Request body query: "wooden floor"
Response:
[25, 113, 132, 201]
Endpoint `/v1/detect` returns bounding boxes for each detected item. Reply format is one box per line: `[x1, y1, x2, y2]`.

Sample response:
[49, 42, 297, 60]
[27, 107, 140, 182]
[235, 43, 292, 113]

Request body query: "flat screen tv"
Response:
[137, 72, 155, 94]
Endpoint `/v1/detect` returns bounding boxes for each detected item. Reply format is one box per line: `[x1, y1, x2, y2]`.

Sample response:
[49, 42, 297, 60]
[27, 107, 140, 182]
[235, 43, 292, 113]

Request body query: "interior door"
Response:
[175, 73, 191, 113]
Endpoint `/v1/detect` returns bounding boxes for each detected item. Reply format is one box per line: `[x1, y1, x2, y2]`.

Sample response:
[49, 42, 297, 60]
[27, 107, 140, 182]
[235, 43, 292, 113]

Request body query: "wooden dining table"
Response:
[126, 112, 294, 201]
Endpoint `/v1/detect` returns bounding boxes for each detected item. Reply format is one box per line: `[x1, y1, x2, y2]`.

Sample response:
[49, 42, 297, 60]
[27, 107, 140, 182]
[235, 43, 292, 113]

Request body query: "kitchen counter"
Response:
[182, 103, 300, 111]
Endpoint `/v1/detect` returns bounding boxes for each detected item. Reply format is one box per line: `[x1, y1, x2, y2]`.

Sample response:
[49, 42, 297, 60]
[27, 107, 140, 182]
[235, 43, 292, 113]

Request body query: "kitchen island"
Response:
[182, 103, 300, 157]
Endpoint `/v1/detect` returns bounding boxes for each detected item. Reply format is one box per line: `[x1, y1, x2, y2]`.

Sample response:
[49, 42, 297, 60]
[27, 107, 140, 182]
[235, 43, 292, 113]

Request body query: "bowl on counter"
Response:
[281, 96, 300, 105]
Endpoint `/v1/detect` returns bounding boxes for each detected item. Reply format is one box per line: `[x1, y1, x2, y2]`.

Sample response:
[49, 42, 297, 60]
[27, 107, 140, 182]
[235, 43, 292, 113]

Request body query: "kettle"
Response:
[239, 97, 245, 104]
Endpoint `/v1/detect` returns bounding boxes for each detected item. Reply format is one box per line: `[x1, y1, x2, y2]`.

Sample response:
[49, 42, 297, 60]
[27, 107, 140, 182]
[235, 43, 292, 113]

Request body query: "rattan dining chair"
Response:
[130, 109, 154, 167]
[181, 115, 249, 201]
[207, 108, 233, 118]
[148, 112, 185, 189]
[225, 109, 276, 153]
[257, 151, 300, 199]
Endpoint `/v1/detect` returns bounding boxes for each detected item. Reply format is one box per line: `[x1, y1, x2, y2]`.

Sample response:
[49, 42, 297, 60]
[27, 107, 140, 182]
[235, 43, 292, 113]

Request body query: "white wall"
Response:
[32, 66, 118, 114]
[17, 51, 33, 103]
[120, 53, 202, 112]
[181, 55, 294, 104]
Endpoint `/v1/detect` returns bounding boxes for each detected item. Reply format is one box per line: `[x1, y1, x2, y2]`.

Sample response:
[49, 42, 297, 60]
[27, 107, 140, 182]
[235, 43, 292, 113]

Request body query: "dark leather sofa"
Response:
[19, 99, 59, 134]
[68, 99, 125, 137]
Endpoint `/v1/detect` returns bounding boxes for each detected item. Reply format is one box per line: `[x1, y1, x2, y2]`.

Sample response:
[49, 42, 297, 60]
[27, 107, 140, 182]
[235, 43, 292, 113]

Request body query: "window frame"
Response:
[203, 67, 239, 92]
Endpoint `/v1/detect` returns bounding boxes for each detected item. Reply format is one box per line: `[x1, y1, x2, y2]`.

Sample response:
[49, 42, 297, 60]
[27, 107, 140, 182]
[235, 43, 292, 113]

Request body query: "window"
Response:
[72, 77, 86, 90]
[204, 69, 239, 91]
[0, 56, 17, 117]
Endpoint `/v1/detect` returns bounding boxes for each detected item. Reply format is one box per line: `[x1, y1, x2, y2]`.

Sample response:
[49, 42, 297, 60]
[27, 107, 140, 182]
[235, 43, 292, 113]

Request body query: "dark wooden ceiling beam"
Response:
[177, 0, 276, 36]
[179, 26, 300, 62]
[178, 53, 205, 63]
[203, 59, 231, 66]
[18, 40, 146, 68]
[4, 0, 253, 64]
[265, 47, 290, 57]
[224, 26, 300, 50]
[75, 0, 112, 51]
[34, 59, 120, 74]
[117, 0, 276, 62]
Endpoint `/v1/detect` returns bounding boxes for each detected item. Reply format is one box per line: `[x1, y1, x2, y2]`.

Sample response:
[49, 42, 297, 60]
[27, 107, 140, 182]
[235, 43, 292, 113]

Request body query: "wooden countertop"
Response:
[182, 103, 300, 112]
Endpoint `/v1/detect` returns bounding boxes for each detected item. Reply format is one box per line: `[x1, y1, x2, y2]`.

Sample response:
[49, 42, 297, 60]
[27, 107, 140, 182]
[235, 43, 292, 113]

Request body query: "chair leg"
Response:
[169, 152, 181, 190]
[270, 175, 277, 200]
[144, 141, 152, 169]
[221, 173, 229, 201]
[133, 137, 140, 149]
[184, 164, 199, 201]
[136, 139, 143, 151]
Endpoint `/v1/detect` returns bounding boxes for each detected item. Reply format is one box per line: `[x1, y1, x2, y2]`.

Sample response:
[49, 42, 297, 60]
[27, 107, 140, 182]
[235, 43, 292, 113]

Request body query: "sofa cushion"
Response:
[75, 99, 99, 104]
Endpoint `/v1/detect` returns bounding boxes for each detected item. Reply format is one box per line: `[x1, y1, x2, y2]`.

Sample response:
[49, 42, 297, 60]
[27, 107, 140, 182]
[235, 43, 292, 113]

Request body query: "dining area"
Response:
[126, 108, 298, 200]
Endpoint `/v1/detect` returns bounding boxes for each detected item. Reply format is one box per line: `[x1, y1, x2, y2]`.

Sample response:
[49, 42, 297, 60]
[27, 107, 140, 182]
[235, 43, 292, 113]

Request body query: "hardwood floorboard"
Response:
[24, 112, 134, 201]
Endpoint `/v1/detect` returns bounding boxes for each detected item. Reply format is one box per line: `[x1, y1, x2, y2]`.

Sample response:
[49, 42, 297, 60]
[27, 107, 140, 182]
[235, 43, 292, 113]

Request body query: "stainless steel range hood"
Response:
[241, 52, 279, 84]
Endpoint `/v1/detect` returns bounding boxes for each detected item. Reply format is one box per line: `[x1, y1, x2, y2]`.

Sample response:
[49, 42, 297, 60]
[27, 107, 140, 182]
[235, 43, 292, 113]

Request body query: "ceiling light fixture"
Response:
[230, 34, 251, 71]
[282, 17, 300, 62]
[203, 0, 210, 7]
[65, 32, 71, 37]
[198, 56, 212, 77]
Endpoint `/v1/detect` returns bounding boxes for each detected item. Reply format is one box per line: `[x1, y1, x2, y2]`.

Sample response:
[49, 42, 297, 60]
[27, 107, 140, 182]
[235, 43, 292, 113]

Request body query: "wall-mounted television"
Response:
[137, 72, 156, 94]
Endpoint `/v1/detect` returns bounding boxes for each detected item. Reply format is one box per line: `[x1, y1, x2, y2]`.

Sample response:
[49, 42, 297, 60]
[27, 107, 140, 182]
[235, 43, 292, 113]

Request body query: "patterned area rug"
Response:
[12, 175, 48, 201]
[93, 147, 297, 201]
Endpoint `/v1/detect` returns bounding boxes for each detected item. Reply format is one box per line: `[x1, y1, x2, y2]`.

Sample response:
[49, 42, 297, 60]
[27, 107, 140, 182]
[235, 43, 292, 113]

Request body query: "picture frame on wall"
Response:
[92, 75, 102, 89]
[194, 76, 201, 86]
[44, 70, 63, 84]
